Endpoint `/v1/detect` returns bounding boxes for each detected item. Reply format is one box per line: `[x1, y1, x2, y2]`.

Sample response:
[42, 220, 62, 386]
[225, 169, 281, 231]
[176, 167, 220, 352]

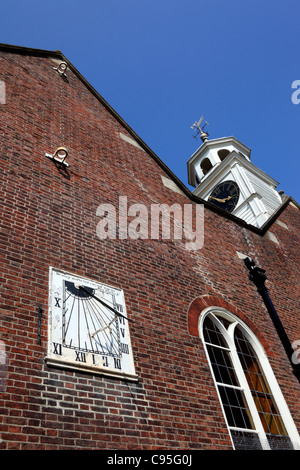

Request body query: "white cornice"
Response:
[192, 151, 279, 198]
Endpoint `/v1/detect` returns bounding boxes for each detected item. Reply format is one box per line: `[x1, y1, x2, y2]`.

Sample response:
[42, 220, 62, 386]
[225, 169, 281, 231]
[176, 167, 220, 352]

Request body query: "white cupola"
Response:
[187, 135, 282, 228]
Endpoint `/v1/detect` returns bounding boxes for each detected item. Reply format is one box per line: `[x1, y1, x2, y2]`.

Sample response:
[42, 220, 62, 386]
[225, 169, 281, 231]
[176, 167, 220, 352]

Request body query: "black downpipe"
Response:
[244, 257, 300, 384]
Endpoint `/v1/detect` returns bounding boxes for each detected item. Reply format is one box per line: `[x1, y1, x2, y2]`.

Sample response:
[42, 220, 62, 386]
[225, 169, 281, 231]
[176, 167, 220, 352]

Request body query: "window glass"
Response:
[234, 326, 291, 449]
[202, 312, 295, 450]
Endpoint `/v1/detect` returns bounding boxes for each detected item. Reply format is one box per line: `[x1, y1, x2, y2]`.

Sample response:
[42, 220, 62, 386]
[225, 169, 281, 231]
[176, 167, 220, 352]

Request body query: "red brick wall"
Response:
[0, 49, 299, 450]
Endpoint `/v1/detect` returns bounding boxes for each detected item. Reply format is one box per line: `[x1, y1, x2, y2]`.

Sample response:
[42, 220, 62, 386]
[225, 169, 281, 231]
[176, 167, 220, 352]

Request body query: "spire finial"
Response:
[191, 116, 209, 142]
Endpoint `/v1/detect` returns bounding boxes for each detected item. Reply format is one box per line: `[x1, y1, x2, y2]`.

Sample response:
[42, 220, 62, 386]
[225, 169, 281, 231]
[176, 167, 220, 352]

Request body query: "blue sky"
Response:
[1, 0, 300, 201]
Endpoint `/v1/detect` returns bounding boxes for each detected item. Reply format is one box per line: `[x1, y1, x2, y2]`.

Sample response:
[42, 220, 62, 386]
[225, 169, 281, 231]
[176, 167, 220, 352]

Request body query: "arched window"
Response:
[200, 158, 213, 175]
[200, 309, 300, 450]
[218, 149, 230, 161]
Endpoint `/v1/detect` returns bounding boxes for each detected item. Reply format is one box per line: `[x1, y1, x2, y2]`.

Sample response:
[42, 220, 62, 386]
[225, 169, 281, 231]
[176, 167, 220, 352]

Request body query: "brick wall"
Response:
[0, 48, 299, 450]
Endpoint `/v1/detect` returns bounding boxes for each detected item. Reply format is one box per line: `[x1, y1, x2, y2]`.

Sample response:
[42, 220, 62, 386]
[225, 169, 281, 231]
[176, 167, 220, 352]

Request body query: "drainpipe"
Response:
[244, 257, 300, 384]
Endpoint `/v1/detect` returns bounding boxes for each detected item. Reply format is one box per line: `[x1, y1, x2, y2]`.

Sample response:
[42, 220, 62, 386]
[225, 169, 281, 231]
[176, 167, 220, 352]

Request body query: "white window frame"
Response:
[199, 307, 300, 450]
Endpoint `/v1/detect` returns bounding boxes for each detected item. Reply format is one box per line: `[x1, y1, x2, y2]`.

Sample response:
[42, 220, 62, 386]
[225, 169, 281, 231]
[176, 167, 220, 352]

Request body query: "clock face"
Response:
[46, 268, 137, 381]
[208, 180, 240, 213]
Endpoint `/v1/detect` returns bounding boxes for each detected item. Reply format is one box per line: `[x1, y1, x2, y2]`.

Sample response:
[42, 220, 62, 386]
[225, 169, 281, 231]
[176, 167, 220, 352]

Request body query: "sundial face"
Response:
[45, 268, 137, 381]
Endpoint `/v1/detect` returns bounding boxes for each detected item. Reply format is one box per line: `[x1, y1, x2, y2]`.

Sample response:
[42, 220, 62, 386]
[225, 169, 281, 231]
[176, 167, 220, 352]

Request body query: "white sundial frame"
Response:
[45, 267, 137, 381]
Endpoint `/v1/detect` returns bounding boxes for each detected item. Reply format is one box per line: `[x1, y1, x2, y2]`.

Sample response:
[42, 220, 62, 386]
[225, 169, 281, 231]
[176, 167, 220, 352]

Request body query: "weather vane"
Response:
[191, 116, 209, 142]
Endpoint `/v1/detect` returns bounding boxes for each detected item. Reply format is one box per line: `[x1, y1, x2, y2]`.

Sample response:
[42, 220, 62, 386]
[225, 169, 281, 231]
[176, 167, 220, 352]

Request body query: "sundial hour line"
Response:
[79, 286, 134, 323]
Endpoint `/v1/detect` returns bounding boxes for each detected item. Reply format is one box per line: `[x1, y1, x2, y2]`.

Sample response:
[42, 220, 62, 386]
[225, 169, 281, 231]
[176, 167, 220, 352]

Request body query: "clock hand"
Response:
[209, 195, 233, 203]
[209, 196, 224, 202]
[79, 285, 134, 323]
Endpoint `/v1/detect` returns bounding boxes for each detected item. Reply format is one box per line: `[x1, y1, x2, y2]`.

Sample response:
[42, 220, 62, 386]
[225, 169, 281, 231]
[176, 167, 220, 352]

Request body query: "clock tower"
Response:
[187, 133, 282, 227]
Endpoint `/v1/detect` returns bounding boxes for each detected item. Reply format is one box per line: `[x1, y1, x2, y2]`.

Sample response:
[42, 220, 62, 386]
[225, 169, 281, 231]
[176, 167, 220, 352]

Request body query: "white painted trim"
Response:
[193, 152, 279, 198]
